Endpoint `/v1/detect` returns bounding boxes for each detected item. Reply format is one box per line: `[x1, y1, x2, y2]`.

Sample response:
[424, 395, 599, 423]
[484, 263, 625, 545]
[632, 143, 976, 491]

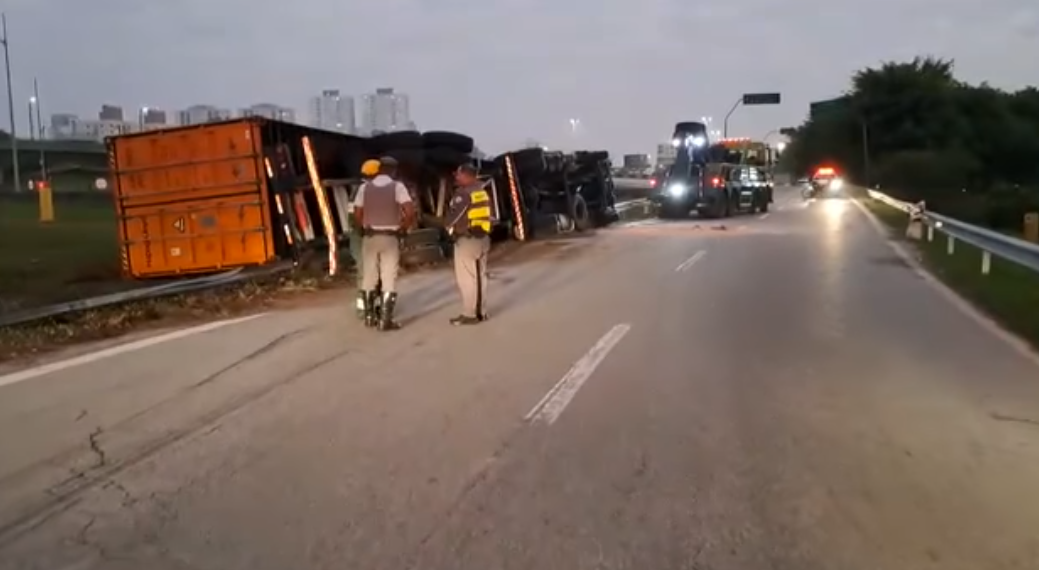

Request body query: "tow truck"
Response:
[653, 134, 773, 218]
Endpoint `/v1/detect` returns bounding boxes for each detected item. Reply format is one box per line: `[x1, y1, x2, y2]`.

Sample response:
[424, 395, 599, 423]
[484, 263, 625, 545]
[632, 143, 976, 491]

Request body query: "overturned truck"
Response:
[106, 118, 617, 279]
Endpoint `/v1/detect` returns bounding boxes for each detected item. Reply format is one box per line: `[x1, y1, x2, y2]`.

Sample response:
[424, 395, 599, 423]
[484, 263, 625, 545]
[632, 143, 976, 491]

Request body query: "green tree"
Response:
[785, 56, 1039, 227]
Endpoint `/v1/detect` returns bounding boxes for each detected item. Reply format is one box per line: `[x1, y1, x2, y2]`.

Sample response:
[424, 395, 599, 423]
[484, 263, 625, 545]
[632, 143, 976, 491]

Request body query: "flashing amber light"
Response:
[816, 167, 836, 175]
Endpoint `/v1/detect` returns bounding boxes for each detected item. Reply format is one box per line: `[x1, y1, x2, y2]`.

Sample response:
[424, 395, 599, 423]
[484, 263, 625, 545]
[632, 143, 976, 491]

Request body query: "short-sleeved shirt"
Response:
[353, 175, 412, 208]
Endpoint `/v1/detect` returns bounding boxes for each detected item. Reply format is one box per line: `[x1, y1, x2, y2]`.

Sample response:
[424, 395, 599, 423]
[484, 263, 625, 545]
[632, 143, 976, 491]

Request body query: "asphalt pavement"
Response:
[2, 189, 1039, 569]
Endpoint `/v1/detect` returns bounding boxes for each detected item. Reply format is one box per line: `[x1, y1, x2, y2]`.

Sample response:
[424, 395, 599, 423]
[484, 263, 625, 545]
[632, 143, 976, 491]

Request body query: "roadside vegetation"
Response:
[0, 195, 124, 314]
[783, 57, 1039, 232]
[864, 199, 1039, 349]
[785, 59, 1039, 348]
[783, 56, 1039, 349]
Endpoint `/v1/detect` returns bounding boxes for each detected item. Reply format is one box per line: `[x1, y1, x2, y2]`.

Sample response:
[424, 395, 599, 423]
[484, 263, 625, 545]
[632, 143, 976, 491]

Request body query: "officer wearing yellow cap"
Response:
[353, 156, 416, 330]
[350, 159, 382, 319]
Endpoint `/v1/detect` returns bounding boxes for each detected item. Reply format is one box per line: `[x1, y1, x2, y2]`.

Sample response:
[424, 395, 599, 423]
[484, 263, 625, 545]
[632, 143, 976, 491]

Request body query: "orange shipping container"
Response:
[109, 119, 277, 278]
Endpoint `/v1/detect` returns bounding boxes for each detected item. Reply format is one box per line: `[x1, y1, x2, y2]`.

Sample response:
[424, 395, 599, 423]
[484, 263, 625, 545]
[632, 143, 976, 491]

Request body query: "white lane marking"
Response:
[675, 250, 706, 272]
[0, 314, 267, 389]
[851, 199, 1039, 367]
[758, 213, 770, 220]
[525, 323, 631, 425]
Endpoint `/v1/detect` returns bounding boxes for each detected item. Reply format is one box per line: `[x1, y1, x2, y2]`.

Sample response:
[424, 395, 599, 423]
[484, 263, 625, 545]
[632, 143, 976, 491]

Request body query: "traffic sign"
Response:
[743, 93, 781, 105]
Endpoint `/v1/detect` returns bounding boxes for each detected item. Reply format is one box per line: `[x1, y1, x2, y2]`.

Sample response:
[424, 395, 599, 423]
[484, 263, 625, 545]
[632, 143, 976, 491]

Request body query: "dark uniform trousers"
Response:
[453, 235, 490, 318]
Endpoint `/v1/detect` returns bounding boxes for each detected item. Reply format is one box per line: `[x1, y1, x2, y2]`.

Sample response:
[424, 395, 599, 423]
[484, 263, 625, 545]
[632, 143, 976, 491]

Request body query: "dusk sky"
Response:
[3, 0, 1036, 155]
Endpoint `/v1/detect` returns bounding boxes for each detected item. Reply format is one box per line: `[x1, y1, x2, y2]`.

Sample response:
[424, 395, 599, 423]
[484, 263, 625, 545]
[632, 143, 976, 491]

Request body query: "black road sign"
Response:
[742, 93, 781, 105]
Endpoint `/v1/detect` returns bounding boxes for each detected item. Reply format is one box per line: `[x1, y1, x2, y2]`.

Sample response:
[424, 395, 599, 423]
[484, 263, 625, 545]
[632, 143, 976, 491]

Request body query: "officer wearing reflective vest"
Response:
[445, 163, 495, 326]
[351, 159, 381, 319]
[352, 157, 415, 330]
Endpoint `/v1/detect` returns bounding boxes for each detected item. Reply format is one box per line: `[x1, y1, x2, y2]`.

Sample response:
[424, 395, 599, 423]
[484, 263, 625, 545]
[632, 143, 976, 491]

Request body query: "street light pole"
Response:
[32, 78, 45, 179]
[33, 78, 42, 139]
[722, 96, 742, 138]
[1, 13, 20, 193]
[861, 119, 871, 188]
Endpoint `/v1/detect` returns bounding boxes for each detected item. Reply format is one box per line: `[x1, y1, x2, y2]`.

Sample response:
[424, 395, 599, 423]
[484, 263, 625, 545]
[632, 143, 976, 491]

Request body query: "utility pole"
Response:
[33, 78, 44, 179]
[1, 14, 20, 193]
[861, 119, 871, 188]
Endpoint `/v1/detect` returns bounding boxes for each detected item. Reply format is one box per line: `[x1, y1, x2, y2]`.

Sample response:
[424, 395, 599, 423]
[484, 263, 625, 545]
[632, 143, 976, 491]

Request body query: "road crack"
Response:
[991, 412, 1039, 429]
[88, 427, 107, 467]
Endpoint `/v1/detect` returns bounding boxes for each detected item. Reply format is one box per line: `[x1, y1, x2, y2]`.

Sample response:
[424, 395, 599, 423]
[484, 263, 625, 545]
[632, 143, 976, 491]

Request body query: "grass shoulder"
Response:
[863, 198, 1039, 349]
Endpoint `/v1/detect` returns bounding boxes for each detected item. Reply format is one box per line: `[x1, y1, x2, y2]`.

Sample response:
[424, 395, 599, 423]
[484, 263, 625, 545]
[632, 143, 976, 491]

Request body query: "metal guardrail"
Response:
[867, 188, 1039, 274]
[0, 263, 294, 328]
[2, 180, 658, 328]
[614, 178, 654, 190]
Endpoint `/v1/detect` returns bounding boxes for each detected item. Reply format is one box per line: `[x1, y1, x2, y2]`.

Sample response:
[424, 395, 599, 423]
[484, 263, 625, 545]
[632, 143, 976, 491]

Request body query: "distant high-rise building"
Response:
[98, 105, 124, 121]
[239, 103, 295, 122]
[49, 113, 132, 142]
[139, 108, 168, 131]
[655, 142, 677, 167]
[177, 104, 232, 126]
[49, 113, 78, 139]
[308, 89, 356, 133]
[360, 87, 410, 134]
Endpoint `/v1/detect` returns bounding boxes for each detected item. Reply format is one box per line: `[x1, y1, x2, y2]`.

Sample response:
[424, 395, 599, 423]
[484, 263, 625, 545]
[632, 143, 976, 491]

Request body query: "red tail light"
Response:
[649, 178, 657, 187]
[711, 177, 722, 187]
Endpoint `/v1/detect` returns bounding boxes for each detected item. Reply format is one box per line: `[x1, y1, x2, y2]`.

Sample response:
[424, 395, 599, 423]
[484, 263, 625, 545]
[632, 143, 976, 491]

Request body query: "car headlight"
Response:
[667, 183, 686, 197]
[829, 178, 843, 190]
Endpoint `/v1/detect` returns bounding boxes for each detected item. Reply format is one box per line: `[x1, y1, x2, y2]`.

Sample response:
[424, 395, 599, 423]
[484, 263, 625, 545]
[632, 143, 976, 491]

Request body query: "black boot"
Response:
[363, 291, 379, 328]
[378, 292, 401, 331]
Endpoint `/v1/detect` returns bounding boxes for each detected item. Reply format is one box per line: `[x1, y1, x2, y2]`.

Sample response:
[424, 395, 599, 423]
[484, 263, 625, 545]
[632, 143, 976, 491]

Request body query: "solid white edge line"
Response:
[0, 314, 267, 389]
[675, 250, 706, 272]
[525, 323, 632, 425]
[851, 199, 1039, 368]
[758, 213, 770, 220]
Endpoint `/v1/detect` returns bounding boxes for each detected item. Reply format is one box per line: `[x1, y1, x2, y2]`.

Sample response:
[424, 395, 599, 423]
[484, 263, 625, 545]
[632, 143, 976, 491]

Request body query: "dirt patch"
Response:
[0, 238, 572, 364]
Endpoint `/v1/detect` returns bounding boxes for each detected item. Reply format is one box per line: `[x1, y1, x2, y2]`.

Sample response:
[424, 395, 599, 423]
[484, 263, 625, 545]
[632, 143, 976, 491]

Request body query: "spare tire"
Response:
[384, 148, 425, 168]
[422, 131, 474, 153]
[401, 244, 444, 268]
[571, 194, 592, 232]
[574, 150, 609, 163]
[368, 131, 423, 153]
[426, 146, 469, 168]
[509, 148, 546, 176]
[402, 227, 443, 249]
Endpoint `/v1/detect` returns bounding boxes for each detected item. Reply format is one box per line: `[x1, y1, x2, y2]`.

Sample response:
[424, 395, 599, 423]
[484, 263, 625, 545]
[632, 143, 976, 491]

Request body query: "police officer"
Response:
[446, 163, 493, 326]
[351, 159, 381, 319]
[353, 156, 415, 330]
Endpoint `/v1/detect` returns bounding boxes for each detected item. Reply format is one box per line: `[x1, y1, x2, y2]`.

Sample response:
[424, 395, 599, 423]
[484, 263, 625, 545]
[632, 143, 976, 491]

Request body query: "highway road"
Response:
[2, 189, 1039, 569]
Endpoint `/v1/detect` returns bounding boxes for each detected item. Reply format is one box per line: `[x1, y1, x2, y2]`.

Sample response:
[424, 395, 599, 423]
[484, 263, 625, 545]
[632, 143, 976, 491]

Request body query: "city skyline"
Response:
[1, 3, 1033, 155]
[30, 86, 414, 142]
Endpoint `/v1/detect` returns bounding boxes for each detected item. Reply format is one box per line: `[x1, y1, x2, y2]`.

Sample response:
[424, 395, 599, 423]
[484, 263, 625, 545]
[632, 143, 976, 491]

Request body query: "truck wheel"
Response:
[758, 199, 769, 213]
[571, 194, 592, 231]
[717, 195, 732, 218]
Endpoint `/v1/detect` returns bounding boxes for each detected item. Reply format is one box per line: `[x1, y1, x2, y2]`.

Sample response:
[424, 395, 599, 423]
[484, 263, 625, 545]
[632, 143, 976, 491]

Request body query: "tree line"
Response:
[782, 57, 1039, 230]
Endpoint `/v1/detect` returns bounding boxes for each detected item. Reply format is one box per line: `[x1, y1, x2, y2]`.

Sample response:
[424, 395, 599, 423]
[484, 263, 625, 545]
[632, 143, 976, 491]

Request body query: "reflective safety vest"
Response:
[467, 187, 493, 235]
